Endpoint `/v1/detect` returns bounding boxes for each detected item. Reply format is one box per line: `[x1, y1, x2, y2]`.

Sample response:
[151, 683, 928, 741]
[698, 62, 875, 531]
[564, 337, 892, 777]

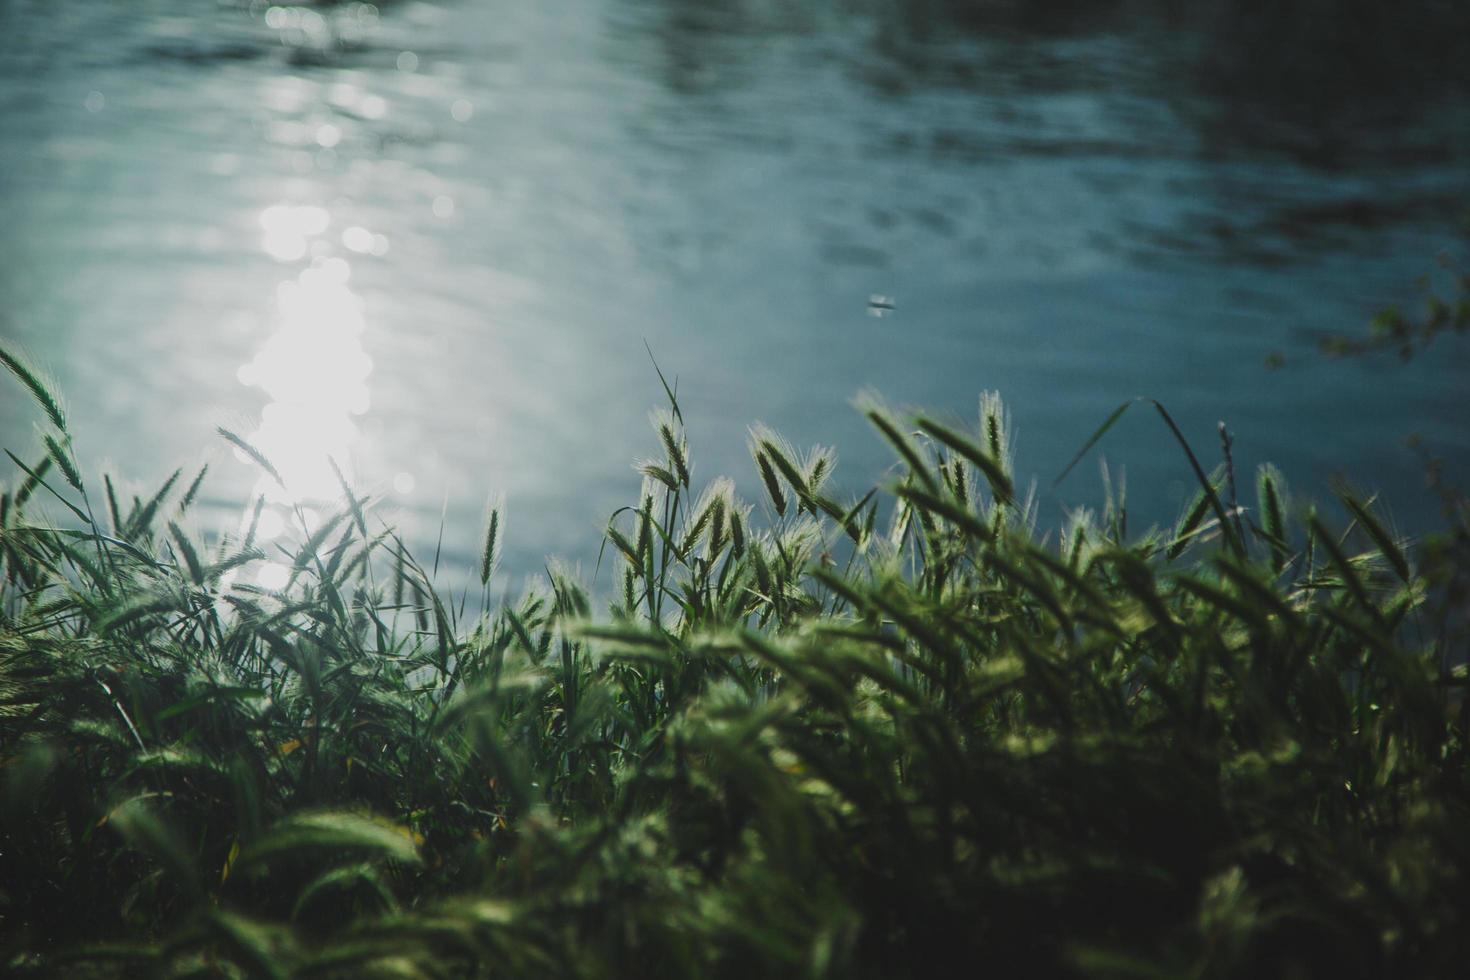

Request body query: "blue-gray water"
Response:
[2, 0, 1468, 587]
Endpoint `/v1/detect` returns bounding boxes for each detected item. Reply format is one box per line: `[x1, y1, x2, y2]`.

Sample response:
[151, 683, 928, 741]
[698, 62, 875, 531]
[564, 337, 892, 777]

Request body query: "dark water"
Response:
[2, 0, 1467, 587]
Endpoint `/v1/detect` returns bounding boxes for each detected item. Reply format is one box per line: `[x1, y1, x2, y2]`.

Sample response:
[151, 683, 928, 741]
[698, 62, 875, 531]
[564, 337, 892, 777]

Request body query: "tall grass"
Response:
[1, 355, 1467, 978]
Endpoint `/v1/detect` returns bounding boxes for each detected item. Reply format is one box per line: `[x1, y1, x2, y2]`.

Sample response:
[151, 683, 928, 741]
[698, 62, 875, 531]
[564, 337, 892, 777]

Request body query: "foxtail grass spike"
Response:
[103, 474, 123, 533]
[857, 393, 938, 494]
[0, 344, 67, 432]
[1255, 464, 1290, 573]
[754, 450, 787, 518]
[242, 494, 265, 551]
[168, 521, 204, 585]
[651, 409, 690, 488]
[127, 467, 181, 540]
[43, 434, 82, 492]
[12, 453, 53, 512]
[481, 495, 504, 586]
[1342, 491, 1410, 583]
[217, 427, 285, 488]
[179, 464, 209, 515]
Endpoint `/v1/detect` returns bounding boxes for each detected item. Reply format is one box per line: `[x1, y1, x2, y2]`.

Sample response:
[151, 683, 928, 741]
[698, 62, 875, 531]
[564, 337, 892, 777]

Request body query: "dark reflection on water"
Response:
[0, 0, 1466, 585]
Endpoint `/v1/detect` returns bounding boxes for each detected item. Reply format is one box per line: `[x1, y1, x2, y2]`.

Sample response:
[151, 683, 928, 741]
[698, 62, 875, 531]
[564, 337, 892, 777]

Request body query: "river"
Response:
[1, 0, 1467, 587]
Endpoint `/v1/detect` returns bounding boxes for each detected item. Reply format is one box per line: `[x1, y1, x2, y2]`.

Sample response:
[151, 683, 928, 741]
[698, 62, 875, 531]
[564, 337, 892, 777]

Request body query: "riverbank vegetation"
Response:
[1, 348, 1467, 977]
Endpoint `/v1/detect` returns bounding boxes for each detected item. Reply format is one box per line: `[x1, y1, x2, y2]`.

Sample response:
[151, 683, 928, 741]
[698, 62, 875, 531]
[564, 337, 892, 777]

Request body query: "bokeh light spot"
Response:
[256, 561, 290, 591]
[342, 226, 374, 253]
[359, 94, 388, 119]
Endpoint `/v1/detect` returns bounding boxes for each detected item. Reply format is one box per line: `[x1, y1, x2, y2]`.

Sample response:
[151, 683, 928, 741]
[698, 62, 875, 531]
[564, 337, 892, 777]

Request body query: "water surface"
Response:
[2, 0, 1467, 584]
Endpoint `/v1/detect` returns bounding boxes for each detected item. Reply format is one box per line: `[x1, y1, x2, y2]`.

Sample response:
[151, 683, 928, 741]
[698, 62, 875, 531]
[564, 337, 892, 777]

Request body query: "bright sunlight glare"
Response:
[236, 203, 375, 505]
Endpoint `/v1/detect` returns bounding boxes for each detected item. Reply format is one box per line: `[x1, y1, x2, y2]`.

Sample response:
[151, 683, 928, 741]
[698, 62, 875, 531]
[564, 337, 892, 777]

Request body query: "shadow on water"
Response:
[634, 0, 1470, 267]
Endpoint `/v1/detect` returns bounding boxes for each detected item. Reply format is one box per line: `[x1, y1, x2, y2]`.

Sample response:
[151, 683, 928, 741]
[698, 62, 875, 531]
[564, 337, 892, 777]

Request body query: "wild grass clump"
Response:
[1, 354, 1467, 978]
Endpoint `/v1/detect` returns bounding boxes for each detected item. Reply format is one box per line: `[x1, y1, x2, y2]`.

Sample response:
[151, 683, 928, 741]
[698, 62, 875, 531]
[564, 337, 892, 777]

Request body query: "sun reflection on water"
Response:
[259, 204, 328, 261]
[238, 203, 376, 512]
